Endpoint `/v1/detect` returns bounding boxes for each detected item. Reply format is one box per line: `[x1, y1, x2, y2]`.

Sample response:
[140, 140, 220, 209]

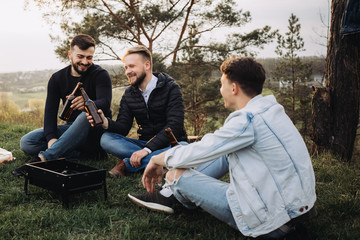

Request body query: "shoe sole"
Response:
[108, 170, 120, 178]
[108, 170, 126, 178]
[128, 194, 174, 214]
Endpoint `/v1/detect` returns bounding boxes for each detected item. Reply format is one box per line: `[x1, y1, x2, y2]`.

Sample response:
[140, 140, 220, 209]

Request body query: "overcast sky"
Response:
[0, 0, 330, 73]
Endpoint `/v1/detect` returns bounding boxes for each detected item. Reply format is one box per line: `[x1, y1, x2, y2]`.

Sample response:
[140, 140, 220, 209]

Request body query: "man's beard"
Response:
[129, 72, 146, 87]
[71, 58, 92, 76]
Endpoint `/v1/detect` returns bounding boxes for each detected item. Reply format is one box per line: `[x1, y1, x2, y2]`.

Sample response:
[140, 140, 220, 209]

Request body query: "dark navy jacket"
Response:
[107, 72, 187, 151]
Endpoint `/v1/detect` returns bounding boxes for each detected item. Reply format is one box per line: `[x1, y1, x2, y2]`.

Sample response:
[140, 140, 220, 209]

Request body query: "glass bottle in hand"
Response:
[59, 82, 82, 121]
[79, 87, 103, 126]
[165, 128, 179, 147]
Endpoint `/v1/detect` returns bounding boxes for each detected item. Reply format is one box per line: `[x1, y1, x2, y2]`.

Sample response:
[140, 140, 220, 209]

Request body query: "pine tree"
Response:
[272, 14, 312, 134]
[167, 26, 227, 136]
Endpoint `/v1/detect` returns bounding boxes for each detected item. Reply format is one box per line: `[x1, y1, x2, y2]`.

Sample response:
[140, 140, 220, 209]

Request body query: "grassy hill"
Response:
[0, 122, 359, 239]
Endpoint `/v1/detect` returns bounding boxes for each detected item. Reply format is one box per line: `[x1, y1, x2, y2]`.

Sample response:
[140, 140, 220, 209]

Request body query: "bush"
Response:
[0, 94, 44, 127]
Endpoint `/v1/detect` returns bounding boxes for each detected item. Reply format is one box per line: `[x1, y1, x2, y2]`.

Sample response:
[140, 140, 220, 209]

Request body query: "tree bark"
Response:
[312, 0, 360, 161]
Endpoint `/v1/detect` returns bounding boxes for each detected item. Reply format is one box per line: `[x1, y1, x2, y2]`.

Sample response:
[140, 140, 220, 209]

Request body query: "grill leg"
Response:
[24, 175, 29, 195]
[62, 193, 69, 208]
[103, 181, 108, 201]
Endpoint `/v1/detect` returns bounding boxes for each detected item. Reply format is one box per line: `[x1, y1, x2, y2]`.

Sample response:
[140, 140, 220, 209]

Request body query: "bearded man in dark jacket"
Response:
[87, 45, 187, 178]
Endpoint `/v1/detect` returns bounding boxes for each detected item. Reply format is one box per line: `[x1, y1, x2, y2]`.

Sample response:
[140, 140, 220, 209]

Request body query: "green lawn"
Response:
[0, 122, 359, 239]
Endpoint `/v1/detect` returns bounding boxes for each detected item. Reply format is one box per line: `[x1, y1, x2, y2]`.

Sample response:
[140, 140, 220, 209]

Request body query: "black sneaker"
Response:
[128, 191, 178, 214]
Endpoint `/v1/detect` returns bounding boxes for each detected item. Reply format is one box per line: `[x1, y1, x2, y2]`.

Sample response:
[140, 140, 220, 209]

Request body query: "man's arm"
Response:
[92, 70, 112, 116]
[165, 115, 255, 170]
[106, 90, 134, 135]
[88, 88, 133, 135]
[142, 117, 254, 192]
[43, 75, 61, 143]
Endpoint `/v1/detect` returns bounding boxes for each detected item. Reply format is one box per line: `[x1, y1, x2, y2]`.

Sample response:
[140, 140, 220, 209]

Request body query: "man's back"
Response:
[225, 94, 316, 235]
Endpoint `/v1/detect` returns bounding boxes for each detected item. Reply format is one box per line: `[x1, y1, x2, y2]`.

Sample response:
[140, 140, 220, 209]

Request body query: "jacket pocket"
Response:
[228, 171, 269, 229]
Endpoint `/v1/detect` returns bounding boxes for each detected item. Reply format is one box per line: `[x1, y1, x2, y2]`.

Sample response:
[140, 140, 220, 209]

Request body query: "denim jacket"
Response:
[164, 95, 316, 237]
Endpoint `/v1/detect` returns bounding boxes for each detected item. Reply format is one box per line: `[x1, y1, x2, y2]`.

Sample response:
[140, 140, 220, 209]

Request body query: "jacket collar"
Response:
[130, 72, 168, 92]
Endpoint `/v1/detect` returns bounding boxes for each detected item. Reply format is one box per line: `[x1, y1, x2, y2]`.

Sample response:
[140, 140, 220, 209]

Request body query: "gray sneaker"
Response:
[128, 191, 178, 214]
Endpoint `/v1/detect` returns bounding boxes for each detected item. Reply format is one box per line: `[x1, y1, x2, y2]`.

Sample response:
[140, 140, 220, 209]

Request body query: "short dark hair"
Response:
[70, 34, 96, 51]
[122, 45, 153, 68]
[220, 56, 265, 97]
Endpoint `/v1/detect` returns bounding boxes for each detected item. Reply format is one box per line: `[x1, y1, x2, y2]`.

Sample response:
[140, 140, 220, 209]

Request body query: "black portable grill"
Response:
[24, 159, 107, 207]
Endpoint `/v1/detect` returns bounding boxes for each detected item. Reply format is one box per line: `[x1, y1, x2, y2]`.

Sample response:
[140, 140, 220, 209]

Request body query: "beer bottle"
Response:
[79, 87, 103, 126]
[165, 128, 179, 147]
[59, 82, 82, 121]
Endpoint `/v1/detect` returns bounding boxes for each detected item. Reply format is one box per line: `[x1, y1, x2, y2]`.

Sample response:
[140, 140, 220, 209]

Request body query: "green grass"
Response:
[0, 122, 359, 239]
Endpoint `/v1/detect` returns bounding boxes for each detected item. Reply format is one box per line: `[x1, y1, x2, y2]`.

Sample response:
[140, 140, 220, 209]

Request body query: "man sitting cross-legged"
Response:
[87, 45, 188, 178]
[128, 56, 316, 239]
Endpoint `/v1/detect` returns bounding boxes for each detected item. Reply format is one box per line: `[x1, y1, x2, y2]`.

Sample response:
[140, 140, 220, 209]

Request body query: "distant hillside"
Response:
[0, 56, 325, 92]
[0, 64, 123, 91]
[0, 70, 54, 91]
[257, 56, 326, 79]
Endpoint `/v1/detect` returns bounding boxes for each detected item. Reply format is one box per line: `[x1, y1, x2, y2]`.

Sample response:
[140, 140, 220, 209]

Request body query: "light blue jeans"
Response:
[20, 112, 92, 160]
[169, 156, 288, 239]
[100, 132, 187, 173]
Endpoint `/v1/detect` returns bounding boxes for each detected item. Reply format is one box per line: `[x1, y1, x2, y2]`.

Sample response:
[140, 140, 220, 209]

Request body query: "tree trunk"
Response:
[312, 0, 360, 162]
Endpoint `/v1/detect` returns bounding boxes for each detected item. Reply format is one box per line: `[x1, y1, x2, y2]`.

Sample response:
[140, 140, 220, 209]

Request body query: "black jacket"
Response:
[107, 72, 187, 152]
[44, 64, 112, 142]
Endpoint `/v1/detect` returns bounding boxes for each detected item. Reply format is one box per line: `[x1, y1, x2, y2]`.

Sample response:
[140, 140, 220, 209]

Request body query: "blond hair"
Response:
[122, 45, 152, 68]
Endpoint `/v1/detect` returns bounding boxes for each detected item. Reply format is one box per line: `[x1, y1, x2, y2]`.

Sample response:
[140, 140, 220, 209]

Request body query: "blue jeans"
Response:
[169, 156, 288, 239]
[20, 112, 92, 160]
[101, 132, 187, 173]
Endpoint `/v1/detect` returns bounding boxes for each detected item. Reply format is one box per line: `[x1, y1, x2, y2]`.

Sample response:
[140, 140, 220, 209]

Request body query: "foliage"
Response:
[28, 0, 277, 64]
[258, 56, 325, 80]
[0, 93, 44, 127]
[167, 26, 228, 136]
[271, 14, 313, 135]
[28, 99, 45, 110]
[0, 122, 359, 239]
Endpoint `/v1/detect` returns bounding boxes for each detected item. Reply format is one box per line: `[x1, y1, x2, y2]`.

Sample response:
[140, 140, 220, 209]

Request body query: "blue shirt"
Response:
[139, 74, 158, 105]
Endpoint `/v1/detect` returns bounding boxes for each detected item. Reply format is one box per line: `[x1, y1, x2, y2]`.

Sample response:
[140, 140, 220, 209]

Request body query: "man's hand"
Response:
[142, 160, 165, 193]
[70, 96, 85, 111]
[86, 109, 108, 128]
[47, 138, 57, 148]
[130, 149, 149, 168]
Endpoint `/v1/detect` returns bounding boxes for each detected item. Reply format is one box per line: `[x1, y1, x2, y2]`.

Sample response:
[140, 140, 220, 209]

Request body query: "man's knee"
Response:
[165, 168, 187, 182]
[19, 135, 29, 153]
[20, 132, 43, 155]
[100, 133, 112, 150]
[100, 133, 125, 151]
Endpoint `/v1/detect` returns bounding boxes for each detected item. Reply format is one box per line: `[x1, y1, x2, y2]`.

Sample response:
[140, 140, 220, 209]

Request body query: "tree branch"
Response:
[101, 0, 142, 44]
[172, 0, 195, 62]
[150, 0, 190, 45]
[184, 98, 215, 111]
[98, 40, 121, 60]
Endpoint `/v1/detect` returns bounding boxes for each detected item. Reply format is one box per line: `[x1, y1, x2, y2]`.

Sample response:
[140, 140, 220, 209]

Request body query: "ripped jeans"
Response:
[167, 156, 238, 229]
[167, 156, 289, 239]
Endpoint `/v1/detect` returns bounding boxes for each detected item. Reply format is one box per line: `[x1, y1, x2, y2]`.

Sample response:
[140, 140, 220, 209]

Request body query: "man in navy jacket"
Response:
[87, 45, 187, 178]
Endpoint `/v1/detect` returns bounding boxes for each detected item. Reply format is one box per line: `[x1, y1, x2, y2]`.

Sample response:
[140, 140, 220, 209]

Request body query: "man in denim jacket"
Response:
[128, 56, 316, 238]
